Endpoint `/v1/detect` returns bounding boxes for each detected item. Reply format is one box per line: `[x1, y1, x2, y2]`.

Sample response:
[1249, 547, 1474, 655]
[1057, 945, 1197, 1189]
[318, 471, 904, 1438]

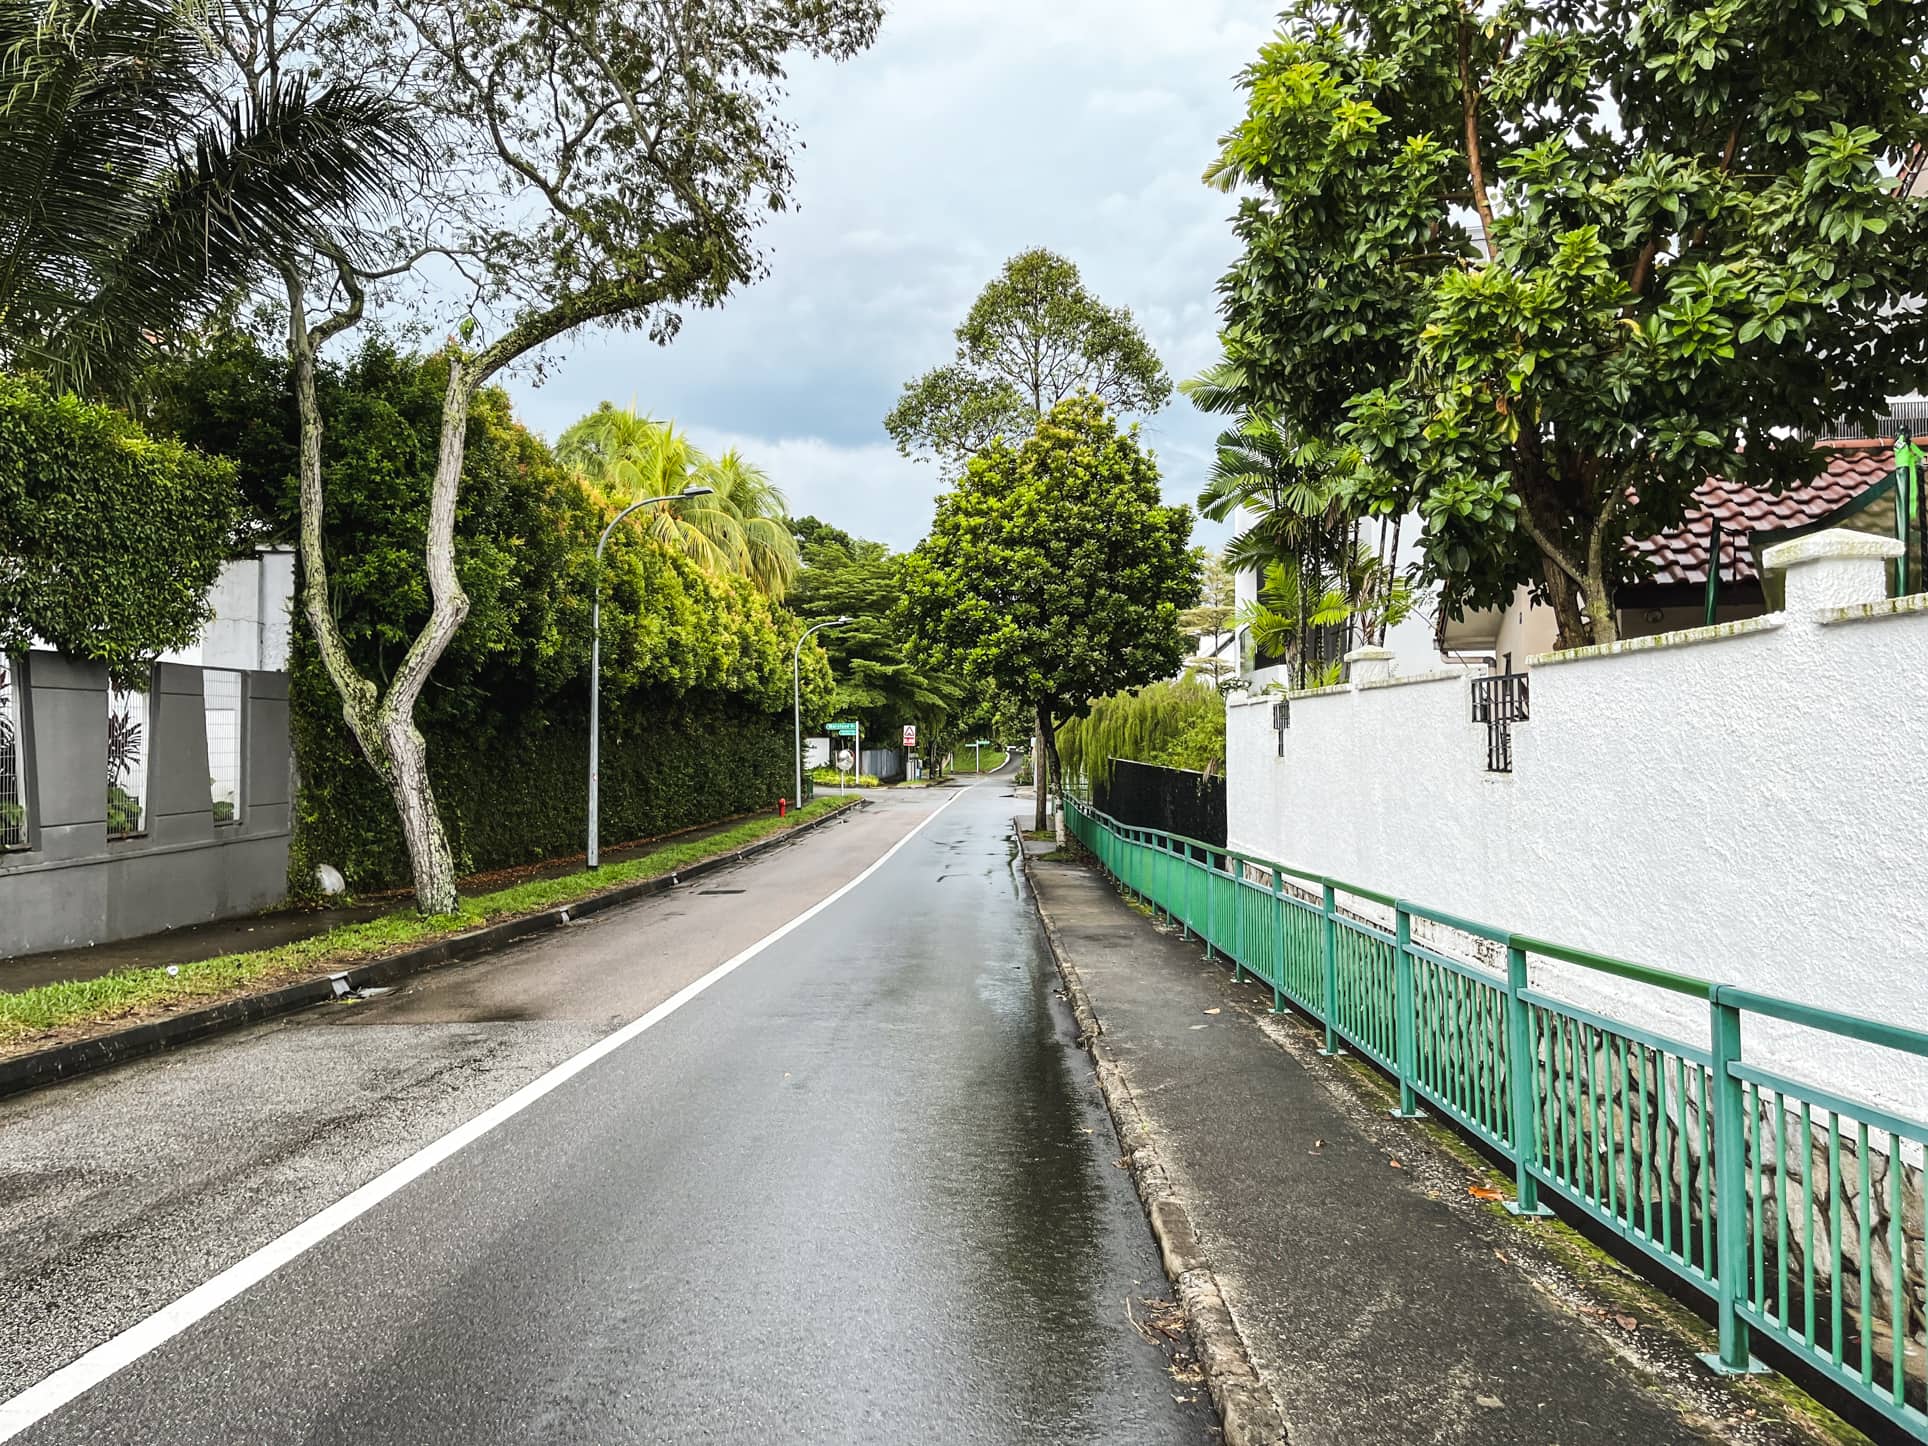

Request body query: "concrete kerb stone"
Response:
[0, 800, 868, 1101]
[1016, 823, 1289, 1446]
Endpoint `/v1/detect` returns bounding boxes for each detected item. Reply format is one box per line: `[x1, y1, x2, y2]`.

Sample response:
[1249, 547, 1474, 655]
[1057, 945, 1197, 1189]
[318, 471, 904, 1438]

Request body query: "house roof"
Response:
[1630, 440, 1896, 588]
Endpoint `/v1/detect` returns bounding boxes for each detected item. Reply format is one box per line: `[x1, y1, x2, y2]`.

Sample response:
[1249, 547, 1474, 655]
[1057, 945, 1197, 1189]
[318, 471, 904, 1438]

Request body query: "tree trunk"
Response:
[1034, 700, 1051, 832]
[378, 709, 459, 913]
[284, 269, 472, 916]
[1542, 554, 1590, 652]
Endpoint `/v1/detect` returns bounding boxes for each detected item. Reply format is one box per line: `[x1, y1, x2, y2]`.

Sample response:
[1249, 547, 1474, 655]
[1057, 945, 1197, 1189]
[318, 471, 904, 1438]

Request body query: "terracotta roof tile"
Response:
[1630, 441, 1895, 587]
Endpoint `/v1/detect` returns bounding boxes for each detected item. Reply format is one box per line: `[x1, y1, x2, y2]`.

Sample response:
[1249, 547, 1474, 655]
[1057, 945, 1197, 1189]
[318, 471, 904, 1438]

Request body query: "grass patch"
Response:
[0, 798, 860, 1054]
[951, 748, 1008, 774]
[810, 767, 880, 788]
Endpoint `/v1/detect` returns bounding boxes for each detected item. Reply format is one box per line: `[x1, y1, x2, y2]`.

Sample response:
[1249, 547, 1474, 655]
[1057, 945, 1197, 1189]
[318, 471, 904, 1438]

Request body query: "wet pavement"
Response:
[0, 782, 1210, 1444]
[1024, 839, 1824, 1446]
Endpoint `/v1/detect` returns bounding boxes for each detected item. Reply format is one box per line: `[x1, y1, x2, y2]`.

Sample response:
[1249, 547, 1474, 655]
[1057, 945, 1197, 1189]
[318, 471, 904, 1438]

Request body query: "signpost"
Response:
[827, 722, 858, 793]
[969, 737, 990, 774]
[902, 724, 916, 748]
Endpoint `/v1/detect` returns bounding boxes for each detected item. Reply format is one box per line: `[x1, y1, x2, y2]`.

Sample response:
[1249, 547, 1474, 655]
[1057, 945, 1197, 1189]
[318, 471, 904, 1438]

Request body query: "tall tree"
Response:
[208, 0, 880, 913]
[903, 395, 1197, 830]
[1210, 1, 1928, 647]
[885, 247, 1171, 475]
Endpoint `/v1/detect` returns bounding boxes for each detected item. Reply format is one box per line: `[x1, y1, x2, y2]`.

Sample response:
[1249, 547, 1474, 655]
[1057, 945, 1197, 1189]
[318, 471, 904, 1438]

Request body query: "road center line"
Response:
[0, 790, 964, 1443]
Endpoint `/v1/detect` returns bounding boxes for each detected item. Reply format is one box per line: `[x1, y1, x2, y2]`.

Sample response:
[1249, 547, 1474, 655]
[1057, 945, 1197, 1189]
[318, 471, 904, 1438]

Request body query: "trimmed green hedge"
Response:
[289, 661, 796, 893]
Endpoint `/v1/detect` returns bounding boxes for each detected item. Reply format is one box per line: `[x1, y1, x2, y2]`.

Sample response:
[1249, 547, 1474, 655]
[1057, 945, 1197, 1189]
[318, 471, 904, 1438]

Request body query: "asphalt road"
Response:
[0, 783, 1210, 1444]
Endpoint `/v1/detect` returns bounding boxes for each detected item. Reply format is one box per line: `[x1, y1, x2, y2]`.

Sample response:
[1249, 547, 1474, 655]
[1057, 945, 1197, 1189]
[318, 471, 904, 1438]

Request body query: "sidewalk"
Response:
[1020, 831, 1849, 1446]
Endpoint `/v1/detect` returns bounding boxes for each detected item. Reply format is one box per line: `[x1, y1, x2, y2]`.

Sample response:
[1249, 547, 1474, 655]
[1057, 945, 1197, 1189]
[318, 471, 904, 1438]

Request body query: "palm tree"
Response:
[0, 0, 411, 392]
[1184, 363, 1412, 682]
[557, 403, 801, 600]
[696, 448, 801, 599]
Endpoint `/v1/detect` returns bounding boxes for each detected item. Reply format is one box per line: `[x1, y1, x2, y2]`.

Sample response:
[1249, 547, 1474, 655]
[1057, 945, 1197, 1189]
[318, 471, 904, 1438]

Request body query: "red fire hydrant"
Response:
[778, 797, 788, 817]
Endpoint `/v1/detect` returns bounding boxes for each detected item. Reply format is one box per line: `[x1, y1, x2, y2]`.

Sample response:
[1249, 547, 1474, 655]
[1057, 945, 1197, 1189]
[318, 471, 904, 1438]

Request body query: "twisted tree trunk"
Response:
[286, 269, 473, 915]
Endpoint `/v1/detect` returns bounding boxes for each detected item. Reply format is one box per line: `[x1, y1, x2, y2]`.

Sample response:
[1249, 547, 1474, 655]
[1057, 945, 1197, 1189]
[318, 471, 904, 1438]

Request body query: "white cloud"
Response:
[688, 429, 944, 553]
[507, 1, 1273, 552]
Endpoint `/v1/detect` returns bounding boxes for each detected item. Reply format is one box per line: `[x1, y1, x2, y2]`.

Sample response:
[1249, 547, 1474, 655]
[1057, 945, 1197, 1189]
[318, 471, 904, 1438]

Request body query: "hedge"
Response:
[289, 657, 798, 893]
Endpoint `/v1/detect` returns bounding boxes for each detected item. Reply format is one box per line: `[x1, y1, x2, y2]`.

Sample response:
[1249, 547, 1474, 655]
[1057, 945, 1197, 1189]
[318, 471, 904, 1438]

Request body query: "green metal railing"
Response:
[1064, 799, 1928, 1440]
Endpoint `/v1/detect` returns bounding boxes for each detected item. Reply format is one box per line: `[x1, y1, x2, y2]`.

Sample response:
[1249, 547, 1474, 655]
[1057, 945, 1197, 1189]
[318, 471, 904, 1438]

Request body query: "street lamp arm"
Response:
[790, 613, 852, 667]
[596, 489, 707, 562]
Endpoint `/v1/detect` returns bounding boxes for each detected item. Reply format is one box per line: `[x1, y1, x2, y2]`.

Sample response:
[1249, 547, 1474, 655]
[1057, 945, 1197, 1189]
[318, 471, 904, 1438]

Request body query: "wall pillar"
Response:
[1763, 528, 1902, 613]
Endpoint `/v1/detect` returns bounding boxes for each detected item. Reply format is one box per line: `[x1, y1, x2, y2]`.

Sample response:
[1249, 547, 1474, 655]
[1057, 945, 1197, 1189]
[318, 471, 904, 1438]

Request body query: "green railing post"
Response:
[1203, 846, 1217, 963]
[1176, 841, 1189, 940]
[1270, 869, 1287, 1013]
[1390, 907, 1424, 1118]
[1503, 943, 1552, 1216]
[1319, 881, 1343, 1057]
[1234, 859, 1247, 983]
[1700, 990, 1767, 1375]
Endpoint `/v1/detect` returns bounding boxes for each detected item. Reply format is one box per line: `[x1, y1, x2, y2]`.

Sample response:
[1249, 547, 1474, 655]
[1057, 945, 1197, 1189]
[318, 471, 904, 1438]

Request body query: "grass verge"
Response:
[0, 797, 860, 1055]
[951, 748, 1009, 774]
[810, 769, 881, 788]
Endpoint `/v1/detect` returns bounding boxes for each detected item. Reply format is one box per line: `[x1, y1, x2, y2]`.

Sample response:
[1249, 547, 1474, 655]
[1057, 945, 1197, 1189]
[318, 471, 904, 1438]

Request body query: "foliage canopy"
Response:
[886, 248, 1171, 475]
[0, 374, 239, 674]
[903, 395, 1196, 821]
[787, 518, 961, 744]
[1210, 0, 1928, 645]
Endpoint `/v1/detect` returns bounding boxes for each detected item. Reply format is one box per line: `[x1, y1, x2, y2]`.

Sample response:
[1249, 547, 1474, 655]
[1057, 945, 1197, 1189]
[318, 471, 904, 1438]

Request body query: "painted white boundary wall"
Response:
[1226, 529, 1928, 1128]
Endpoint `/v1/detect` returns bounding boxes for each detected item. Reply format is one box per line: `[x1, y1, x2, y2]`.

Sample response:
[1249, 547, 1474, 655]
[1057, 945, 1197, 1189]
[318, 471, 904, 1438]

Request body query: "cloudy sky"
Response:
[502, 1, 1274, 553]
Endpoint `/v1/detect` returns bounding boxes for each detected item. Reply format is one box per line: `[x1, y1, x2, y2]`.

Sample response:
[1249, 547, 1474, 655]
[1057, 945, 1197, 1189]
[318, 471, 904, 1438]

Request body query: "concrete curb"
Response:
[0, 801, 866, 1101]
[1017, 827, 1288, 1446]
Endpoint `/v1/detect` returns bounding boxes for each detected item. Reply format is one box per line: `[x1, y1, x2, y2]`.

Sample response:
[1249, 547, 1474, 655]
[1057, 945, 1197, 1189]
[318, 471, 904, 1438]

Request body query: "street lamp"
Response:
[794, 616, 852, 811]
[587, 484, 714, 869]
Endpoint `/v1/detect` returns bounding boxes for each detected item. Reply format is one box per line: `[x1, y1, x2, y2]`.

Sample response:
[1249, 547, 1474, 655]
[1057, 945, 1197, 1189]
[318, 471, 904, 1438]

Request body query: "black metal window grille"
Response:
[1470, 670, 1529, 774]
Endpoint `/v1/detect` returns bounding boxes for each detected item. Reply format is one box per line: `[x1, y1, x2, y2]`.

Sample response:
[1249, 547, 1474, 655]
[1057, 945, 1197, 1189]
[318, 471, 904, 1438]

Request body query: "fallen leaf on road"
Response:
[1312, 1138, 1325, 1149]
[1202, 1007, 1221, 1015]
[1388, 1158, 1403, 1168]
[1476, 1394, 1504, 1409]
[1616, 1314, 1639, 1331]
[1468, 1185, 1505, 1202]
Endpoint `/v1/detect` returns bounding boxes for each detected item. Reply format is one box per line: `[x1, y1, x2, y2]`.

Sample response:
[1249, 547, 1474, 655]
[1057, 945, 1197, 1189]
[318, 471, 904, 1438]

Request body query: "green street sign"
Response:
[826, 721, 859, 736]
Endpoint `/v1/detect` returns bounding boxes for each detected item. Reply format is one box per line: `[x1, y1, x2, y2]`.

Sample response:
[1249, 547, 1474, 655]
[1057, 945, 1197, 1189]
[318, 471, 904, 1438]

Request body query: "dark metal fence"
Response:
[1091, 758, 1226, 848]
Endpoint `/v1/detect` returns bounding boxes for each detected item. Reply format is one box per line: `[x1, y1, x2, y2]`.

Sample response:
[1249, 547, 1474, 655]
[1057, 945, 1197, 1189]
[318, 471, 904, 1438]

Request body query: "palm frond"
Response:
[0, 0, 417, 391]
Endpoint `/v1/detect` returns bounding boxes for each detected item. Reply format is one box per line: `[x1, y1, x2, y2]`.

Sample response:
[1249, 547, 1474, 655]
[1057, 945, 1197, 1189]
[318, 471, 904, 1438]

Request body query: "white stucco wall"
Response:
[1225, 531, 1928, 1128]
[162, 550, 295, 673]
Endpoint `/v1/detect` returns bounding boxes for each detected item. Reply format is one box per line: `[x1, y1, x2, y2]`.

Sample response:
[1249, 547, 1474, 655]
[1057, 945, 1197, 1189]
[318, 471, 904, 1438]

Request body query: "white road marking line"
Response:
[0, 791, 964, 1442]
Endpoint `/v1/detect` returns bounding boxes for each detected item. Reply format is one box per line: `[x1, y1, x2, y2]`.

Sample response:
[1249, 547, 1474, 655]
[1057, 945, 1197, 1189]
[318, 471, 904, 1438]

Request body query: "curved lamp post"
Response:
[587, 485, 713, 868]
[794, 616, 852, 811]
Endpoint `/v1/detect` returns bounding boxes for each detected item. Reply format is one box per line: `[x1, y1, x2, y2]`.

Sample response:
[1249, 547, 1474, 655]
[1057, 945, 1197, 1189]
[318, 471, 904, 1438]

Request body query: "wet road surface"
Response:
[0, 784, 1210, 1443]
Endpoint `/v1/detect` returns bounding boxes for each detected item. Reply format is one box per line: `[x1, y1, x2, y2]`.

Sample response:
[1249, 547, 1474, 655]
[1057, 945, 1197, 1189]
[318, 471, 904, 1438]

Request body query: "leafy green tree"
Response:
[903, 395, 1197, 829]
[787, 519, 960, 745]
[886, 248, 1171, 475]
[203, 0, 881, 912]
[153, 333, 830, 886]
[558, 405, 801, 600]
[0, 374, 240, 675]
[1210, 1, 1928, 646]
[0, 0, 408, 392]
